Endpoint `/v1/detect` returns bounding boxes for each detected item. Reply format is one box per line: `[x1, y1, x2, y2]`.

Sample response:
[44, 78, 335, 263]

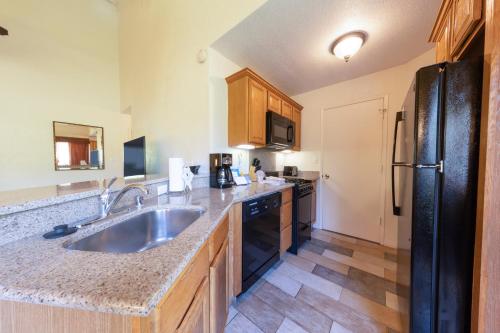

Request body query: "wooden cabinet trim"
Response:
[429, 0, 453, 41]
[292, 108, 301, 151]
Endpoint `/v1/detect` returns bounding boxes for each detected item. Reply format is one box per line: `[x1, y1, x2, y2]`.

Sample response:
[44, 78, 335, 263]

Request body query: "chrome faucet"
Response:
[100, 178, 149, 218]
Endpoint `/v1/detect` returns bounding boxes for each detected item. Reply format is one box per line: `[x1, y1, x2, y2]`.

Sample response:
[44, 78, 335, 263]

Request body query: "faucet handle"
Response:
[105, 177, 117, 190]
[101, 177, 117, 195]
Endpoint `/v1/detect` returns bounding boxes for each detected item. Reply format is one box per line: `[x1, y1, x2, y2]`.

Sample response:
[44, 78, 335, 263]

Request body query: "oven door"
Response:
[266, 111, 295, 149]
[297, 191, 312, 246]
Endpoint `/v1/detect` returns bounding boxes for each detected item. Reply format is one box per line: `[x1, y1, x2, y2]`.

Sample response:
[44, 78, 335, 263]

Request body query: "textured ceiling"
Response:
[212, 0, 441, 95]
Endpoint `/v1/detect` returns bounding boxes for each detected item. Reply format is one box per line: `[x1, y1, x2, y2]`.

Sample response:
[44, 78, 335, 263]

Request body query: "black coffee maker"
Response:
[209, 153, 234, 188]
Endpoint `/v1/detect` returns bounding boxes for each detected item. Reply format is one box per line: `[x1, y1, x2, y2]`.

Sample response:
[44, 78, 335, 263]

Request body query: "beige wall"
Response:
[118, 0, 266, 175]
[277, 49, 435, 249]
[208, 48, 250, 173]
[0, 0, 131, 191]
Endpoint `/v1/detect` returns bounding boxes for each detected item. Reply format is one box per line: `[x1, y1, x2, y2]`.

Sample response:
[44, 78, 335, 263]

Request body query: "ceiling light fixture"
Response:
[330, 31, 367, 62]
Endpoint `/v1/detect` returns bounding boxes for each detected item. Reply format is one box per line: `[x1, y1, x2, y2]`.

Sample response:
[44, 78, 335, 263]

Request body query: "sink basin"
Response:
[66, 208, 204, 254]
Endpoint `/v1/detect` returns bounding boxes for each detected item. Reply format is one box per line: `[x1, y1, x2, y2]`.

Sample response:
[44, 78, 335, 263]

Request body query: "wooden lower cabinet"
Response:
[209, 239, 229, 333]
[176, 278, 210, 333]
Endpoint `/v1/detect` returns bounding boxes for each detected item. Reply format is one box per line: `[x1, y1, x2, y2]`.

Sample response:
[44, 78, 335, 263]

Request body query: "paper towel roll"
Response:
[169, 158, 185, 192]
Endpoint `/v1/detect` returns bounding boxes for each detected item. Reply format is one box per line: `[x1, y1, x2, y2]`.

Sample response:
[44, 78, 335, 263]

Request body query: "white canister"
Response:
[169, 157, 185, 192]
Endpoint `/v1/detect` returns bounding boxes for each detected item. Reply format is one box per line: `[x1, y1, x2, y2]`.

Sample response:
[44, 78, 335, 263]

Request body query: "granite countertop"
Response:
[0, 175, 171, 216]
[0, 183, 293, 317]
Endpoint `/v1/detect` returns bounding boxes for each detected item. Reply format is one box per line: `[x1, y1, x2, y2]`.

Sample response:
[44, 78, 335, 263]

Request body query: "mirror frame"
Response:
[52, 121, 105, 171]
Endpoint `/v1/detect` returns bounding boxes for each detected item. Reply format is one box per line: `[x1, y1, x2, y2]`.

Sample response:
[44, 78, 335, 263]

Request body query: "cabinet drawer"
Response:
[280, 201, 292, 230]
[157, 243, 209, 333]
[282, 188, 292, 204]
[209, 215, 229, 262]
[280, 225, 292, 255]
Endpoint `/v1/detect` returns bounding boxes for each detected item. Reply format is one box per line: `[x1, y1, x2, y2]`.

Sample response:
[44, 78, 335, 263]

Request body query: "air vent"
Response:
[0, 26, 8, 36]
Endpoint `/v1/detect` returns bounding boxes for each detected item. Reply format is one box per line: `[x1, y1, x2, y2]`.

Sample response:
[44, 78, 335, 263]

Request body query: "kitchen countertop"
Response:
[0, 182, 293, 317]
[0, 175, 171, 216]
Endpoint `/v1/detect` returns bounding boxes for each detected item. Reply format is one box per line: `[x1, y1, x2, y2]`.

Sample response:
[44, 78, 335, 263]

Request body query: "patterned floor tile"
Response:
[236, 293, 285, 333]
[309, 238, 354, 257]
[296, 286, 386, 333]
[254, 282, 333, 333]
[275, 262, 342, 300]
[225, 313, 264, 333]
[277, 318, 310, 333]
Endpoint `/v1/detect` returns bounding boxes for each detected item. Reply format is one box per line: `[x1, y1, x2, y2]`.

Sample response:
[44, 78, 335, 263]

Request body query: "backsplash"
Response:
[249, 150, 278, 172]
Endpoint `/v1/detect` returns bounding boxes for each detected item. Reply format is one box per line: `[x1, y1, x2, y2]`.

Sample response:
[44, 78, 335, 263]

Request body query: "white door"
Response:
[321, 98, 387, 243]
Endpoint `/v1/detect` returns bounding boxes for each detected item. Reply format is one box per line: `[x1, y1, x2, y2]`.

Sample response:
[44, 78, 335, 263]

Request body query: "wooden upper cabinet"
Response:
[436, 7, 452, 63]
[430, 0, 484, 62]
[268, 91, 282, 114]
[451, 0, 482, 55]
[292, 108, 301, 151]
[248, 79, 267, 145]
[281, 100, 293, 120]
[226, 68, 303, 148]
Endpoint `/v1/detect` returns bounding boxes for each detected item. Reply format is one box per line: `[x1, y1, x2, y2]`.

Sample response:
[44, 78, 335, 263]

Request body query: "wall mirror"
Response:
[53, 122, 104, 171]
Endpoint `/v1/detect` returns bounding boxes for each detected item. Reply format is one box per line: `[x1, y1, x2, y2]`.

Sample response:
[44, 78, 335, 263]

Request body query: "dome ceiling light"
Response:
[330, 31, 367, 62]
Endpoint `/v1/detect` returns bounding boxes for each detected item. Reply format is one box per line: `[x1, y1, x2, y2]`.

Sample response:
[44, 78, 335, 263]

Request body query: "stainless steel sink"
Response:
[65, 208, 204, 254]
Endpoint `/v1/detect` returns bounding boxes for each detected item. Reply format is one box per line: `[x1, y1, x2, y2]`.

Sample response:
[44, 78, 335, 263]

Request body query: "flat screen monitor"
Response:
[124, 136, 146, 177]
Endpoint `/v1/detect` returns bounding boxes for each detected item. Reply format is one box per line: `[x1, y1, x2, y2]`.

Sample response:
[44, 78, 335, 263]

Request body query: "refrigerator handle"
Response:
[391, 111, 405, 216]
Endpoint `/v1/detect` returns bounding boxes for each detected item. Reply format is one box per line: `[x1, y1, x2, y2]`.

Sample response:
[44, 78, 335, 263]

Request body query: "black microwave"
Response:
[266, 111, 295, 149]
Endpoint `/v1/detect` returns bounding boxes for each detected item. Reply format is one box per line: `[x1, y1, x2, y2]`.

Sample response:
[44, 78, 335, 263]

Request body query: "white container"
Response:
[168, 157, 185, 192]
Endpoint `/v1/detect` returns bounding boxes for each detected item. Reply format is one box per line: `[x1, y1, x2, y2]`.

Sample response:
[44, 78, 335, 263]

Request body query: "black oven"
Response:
[266, 111, 295, 149]
[241, 192, 281, 293]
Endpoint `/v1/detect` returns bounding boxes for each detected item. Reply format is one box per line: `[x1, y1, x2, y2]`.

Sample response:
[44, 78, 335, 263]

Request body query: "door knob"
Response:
[323, 174, 330, 180]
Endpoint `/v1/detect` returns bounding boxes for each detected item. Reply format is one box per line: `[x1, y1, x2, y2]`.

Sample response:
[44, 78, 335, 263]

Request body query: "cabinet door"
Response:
[248, 79, 267, 145]
[281, 100, 293, 119]
[292, 108, 301, 151]
[451, 0, 482, 55]
[210, 239, 229, 333]
[268, 91, 282, 114]
[176, 277, 210, 333]
[436, 9, 452, 63]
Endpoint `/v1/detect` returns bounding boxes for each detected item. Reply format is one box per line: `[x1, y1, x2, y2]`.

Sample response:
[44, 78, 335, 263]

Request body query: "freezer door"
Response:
[436, 57, 482, 333]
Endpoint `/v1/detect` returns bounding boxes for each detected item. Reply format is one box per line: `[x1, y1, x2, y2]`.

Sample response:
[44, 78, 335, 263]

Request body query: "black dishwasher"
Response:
[241, 192, 281, 293]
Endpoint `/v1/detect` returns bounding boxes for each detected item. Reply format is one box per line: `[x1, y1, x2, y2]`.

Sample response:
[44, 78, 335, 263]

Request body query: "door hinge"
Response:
[379, 217, 383, 225]
[379, 108, 387, 118]
[380, 164, 384, 173]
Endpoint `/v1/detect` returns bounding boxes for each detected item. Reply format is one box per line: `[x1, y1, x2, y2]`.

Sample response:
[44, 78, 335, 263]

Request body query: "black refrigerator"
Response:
[392, 58, 482, 332]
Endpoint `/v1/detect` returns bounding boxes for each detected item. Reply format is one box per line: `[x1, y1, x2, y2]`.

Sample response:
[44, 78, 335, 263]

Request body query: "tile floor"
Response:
[225, 229, 410, 333]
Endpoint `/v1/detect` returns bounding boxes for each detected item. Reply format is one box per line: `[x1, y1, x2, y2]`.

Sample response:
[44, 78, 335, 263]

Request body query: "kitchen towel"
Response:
[169, 157, 185, 192]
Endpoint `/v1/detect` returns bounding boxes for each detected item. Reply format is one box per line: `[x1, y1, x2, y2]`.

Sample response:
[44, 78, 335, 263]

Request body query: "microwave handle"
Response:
[287, 125, 294, 143]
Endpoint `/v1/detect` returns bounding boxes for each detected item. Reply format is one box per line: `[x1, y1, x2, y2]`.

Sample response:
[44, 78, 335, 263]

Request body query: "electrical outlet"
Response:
[157, 184, 168, 196]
